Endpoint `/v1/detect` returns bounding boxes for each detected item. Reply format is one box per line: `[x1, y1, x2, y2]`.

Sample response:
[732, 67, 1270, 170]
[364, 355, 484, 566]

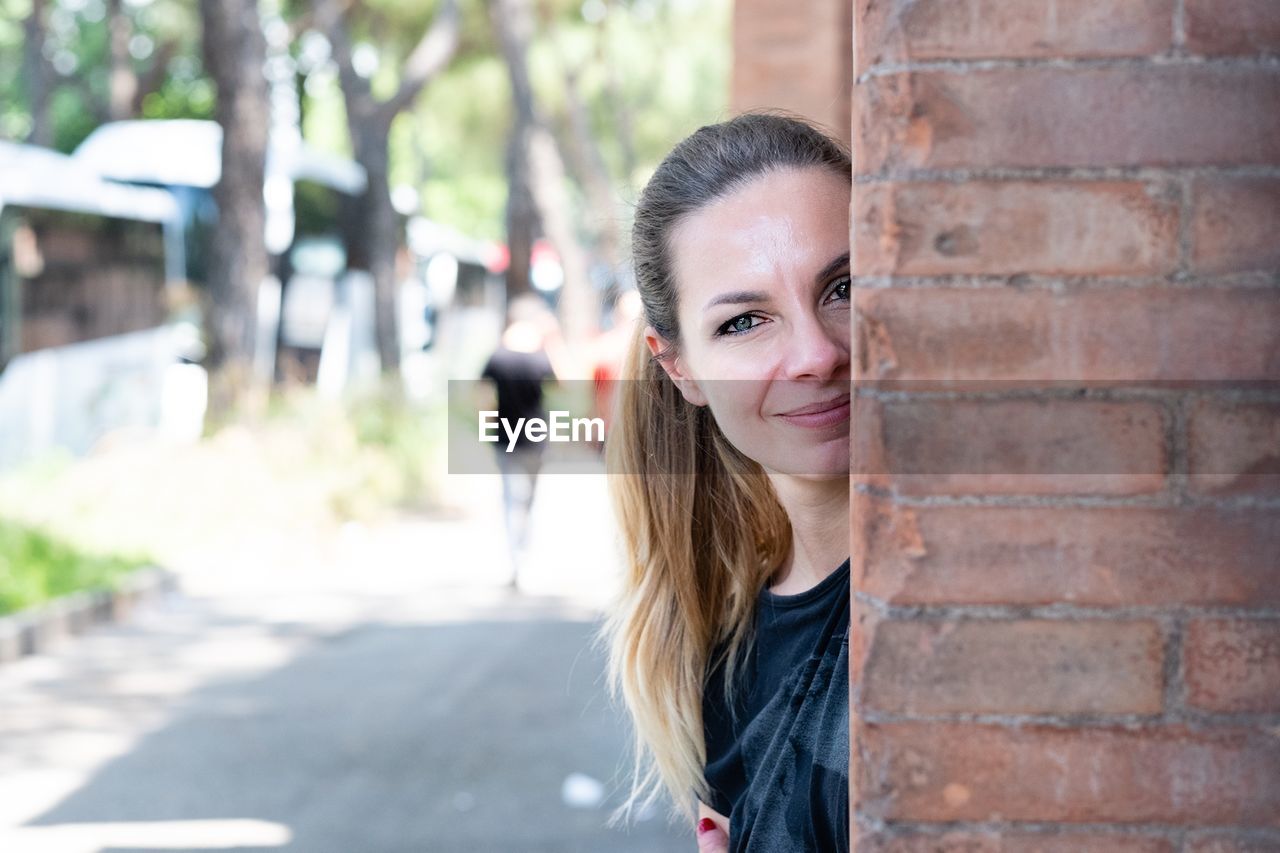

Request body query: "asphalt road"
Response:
[0, 472, 691, 852]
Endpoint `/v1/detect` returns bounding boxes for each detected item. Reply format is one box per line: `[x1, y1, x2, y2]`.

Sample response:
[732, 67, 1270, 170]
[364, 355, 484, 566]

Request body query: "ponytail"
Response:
[602, 327, 790, 821]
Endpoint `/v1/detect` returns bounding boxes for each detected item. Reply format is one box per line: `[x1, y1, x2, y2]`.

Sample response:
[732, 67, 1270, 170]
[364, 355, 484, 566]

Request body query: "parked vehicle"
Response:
[74, 119, 369, 387]
[0, 141, 196, 471]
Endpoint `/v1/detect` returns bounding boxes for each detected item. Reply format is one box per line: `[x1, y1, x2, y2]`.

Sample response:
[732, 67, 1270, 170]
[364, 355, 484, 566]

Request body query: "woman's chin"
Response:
[760, 447, 852, 482]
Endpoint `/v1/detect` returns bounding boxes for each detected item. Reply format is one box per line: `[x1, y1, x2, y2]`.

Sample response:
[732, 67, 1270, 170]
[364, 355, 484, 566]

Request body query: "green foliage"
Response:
[139, 75, 216, 122]
[0, 517, 150, 616]
[394, 52, 513, 239]
[338, 382, 447, 515]
[0, 0, 205, 151]
[309, 0, 730, 241]
[530, 0, 732, 187]
[2, 0, 730, 260]
[258, 382, 449, 519]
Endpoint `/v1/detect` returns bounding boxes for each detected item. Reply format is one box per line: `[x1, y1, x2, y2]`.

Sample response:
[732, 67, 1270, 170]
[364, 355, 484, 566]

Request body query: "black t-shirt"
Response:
[702, 558, 850, 852]
[480, 346, 554, 450]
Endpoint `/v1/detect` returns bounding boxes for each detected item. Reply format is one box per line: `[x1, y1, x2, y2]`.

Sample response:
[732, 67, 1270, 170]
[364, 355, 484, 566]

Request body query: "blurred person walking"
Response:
[481, 295, 563, 588]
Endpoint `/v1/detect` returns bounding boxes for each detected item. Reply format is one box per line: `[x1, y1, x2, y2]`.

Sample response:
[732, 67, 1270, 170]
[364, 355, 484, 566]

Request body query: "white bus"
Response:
[0, 141, 198, 472]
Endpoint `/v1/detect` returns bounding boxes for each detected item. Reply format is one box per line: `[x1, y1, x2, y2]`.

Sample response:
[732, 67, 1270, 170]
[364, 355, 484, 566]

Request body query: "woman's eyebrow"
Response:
[703, 290, 769, 312]
[701, 252, 851, 312]
[814, 252, 851, 285]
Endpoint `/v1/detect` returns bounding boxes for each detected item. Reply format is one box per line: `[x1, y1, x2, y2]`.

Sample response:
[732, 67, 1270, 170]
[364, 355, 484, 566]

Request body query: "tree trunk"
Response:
[492, 0, 598, 351]
[199, 0, 271, 421]
[503, 119, 537, 298]
[23, 0, 53, 147]
[527, 125, 595, 352]
[560, 66, 621, 271]
[317, 0, 459, 382]
[106, 0, 139, 122]
[344, 124, 401, 376]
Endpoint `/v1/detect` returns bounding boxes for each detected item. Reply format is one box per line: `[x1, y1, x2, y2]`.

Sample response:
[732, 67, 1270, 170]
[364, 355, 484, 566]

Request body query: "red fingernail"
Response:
[698, 818, 717, 835]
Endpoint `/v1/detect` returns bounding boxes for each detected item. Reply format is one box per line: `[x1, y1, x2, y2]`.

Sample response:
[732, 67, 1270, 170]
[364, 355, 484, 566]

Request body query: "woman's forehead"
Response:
[669, 168, 850, 299]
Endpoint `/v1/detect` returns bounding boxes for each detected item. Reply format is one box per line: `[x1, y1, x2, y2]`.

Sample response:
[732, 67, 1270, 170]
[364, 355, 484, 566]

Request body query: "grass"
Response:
[260, 380, 449, 518]
[0, 518, 151, 616]
[0, 381, 451, 586]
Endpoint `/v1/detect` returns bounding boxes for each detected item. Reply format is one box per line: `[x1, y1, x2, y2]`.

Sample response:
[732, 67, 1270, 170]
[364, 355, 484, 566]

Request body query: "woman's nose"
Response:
[782, 314, 849, 381]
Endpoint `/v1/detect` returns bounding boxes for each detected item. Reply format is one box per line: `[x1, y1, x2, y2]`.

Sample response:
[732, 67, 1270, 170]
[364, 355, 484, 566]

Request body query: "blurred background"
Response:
[0, 0, 849, 849]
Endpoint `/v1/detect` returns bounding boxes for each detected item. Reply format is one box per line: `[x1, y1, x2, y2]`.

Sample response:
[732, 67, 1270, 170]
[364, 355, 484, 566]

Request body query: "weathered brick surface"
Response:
[854, 288, 1280, 381]
[852, 497, 1280, 608]
[1191, 177, 1280, 275]
[858, 832, 1176, 853]
[861, 723, 1280, 825]
[732, 0, 850, 144]
[862, 619, 1164, 715]
[855, 67, 1280, 173]
[853, 181, 1180, 276]
[854, 397, 1167, 495]
[1185, 619, 1280, 713]
[856, 0, 1175, 75]
[1187, 401, 1280, 497]
[1185, 0, 1280, 55]
[844, 0, 1280, 844]
[1186, 836, 1280, 853]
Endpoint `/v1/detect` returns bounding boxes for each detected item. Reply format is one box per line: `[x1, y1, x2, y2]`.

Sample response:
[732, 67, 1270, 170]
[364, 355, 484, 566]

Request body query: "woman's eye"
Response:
[826, 275, 851, 303]
[717, 314, 763, 336]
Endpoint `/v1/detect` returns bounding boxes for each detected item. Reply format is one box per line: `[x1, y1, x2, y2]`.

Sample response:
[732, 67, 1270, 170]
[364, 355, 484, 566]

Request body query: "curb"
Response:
[0, 566, 178, 665]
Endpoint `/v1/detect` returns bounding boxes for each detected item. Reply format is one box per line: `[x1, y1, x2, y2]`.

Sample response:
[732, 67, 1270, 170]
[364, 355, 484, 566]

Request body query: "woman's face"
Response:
[646, 166, 852, 480]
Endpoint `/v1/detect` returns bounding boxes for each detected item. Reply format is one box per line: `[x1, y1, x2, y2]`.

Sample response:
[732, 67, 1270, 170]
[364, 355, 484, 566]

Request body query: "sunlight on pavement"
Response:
[0, 819, 291, 851]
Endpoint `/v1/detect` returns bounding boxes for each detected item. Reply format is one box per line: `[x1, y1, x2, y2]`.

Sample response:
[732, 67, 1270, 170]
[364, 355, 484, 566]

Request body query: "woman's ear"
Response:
[643, 324, 708, 407]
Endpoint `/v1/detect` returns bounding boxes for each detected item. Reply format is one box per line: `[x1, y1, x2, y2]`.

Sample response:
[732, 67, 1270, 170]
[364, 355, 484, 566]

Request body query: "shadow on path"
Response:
[27, 616, 685, 852]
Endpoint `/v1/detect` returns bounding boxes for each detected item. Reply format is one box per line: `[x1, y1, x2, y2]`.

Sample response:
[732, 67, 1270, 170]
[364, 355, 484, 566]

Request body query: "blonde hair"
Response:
[603, 329, 790, 821]
[601, 114, 850, 821]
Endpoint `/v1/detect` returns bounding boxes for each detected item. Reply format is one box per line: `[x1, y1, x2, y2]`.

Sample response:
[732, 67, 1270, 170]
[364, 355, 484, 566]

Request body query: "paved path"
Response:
[0, 469, 689, 852]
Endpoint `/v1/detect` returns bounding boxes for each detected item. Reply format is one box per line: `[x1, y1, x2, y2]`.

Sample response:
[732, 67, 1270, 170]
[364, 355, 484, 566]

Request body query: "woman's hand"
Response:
[695, 802, 730, 852]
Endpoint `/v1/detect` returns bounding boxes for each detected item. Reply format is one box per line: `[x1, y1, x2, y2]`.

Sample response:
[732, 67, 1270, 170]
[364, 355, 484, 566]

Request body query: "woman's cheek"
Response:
[705, 385, 777, 463]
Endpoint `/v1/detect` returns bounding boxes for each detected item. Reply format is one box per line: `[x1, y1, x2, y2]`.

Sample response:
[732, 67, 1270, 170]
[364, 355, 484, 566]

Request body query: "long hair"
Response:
[602, 112, 852, 821]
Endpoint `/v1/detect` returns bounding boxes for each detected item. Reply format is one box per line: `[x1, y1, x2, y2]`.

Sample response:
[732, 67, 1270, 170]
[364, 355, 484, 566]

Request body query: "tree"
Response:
[105, 0, 181, 122]
[313, 0, 461, 379]
[198, 0, 271, 419]
[491, 0, 595, 352]
[21, 0, 53, 146]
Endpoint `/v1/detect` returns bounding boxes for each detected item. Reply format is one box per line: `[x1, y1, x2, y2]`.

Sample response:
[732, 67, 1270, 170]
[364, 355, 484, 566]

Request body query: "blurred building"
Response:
[0, 141, 197, 471]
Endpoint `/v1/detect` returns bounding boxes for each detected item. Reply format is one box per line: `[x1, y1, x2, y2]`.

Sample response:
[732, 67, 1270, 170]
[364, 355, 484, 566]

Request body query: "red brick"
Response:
[859, 723, 1280, 824]
[858, 832, 1175, 853]
[856, 0, 1174, 75]
[854, 67, 1280, 173]
[1185, 0, 1280, 55]
[854, 397, 1167, 495]
[732, 0, 850, 144]
[1188, 401, 1280, 496]
[854, 181, 1180, 277]
[853, 288, 1280, 381]
[862, 619, 1165, 715]
[1187, 837, 1280, 853]
[851, 497, 1280, 608]
[1185, 619, 1280, 713]
[1191, 177, 1280, 275]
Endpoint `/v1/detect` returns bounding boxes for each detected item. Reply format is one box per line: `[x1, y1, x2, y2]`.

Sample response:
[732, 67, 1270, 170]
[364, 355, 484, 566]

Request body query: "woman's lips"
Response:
[776, 395, 851, 428]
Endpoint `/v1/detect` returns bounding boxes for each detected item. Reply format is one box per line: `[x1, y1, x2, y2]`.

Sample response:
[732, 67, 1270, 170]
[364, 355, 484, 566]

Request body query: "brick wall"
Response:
[730, 0, 851, 144]
[849, 1, 1280, 850]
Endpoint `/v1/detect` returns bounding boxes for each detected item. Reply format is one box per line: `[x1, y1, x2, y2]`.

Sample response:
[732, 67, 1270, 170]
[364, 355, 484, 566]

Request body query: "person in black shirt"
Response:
[701, 560, 850, 852]
[604, 113, 851, 852]
[480, 295, 561, 588]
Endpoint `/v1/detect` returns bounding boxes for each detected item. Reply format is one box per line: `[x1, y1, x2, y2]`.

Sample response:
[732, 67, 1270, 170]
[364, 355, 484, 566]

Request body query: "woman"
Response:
[604, 113, 851, 852]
